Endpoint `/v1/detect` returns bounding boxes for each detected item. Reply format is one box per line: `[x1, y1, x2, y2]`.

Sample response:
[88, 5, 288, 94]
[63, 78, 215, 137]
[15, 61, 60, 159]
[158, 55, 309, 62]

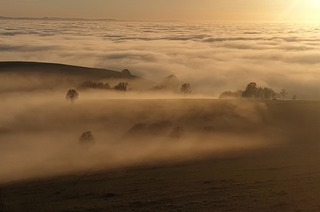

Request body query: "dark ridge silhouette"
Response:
[0, 61, 139, 80]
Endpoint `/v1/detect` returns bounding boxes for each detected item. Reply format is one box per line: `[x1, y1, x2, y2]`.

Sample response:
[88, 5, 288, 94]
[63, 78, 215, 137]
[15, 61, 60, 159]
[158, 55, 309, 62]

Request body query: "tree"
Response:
[114, 82, 128, 91]
[79, 131, 95, 146]
[180, 83, 192, 94]
[241, 82, 277, 100]
[66, 89, 79, 103]
[279, 89, 288, 100]
[262, 88, 276, 100]
[242, 82, 258, 99]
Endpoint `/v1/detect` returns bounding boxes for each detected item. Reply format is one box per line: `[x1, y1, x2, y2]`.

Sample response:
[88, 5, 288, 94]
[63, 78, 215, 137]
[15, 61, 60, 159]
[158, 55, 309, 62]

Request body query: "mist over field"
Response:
[0, 20, 319, 184]
[1, 20, 320, 98]
[0, 88, 282, 183]
[2, 19, 320, 211]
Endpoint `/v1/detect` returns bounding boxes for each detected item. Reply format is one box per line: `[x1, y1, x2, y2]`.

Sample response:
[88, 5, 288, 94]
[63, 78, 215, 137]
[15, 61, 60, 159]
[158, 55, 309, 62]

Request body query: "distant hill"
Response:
[0, 61, 153, 92]
[0, 61, 138, 79]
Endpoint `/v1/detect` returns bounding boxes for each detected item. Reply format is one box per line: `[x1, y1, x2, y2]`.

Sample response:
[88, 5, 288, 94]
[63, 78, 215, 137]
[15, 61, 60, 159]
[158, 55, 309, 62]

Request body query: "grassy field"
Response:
[1, 99, 320, 211]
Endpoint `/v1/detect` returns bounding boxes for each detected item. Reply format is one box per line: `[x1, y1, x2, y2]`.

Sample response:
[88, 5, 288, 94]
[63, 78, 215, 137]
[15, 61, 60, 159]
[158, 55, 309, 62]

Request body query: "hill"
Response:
[0, 61, 153, 91]
[0, 61, 138, 79]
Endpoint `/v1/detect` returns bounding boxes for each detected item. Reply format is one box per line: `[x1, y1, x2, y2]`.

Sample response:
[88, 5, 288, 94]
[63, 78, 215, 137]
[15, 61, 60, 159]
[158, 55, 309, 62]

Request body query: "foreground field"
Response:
[1, 98, 320, 211]
[2, 150, 320, 212]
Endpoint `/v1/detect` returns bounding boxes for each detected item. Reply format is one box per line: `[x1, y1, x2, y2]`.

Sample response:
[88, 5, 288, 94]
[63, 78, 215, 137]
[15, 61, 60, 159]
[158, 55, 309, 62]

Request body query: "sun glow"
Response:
[304, 0, 320, 23]
[310, 0, 320, 6]
[278, 0, 320, 23]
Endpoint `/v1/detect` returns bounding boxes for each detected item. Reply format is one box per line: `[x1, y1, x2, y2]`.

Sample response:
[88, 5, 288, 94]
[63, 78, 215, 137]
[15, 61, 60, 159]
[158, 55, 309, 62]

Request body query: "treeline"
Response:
[78, 78, 293, 100]
[79, 81, 128, 91]
[79, 74, 192, 94]
[242, 82, 277, 99]
[220, 82, 291, 100]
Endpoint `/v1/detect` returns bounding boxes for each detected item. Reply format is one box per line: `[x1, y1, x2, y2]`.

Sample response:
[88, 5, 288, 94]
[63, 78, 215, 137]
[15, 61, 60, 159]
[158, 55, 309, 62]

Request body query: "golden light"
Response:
[304, 0, 320, 23]
[310, 0, 320, 6]
[281, 0, 320, 23]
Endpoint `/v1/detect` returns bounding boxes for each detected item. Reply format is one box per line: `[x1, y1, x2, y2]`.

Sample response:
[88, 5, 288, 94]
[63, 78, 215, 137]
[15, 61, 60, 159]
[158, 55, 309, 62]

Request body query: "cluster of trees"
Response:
[80, 80, 128, 91]
[220, 82, 291, 100]
[152, 75, 192, 94]
[242, 82, 277, 100]
[80, 81, 111, 89]
[77, 75, 192, 97]
[66, 82, 129, 103]
[114, 82, 128, 91]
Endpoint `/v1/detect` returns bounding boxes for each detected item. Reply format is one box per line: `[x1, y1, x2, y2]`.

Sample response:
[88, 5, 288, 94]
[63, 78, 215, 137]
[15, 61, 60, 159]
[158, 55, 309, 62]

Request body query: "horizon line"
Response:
[1, 15, 319, 24]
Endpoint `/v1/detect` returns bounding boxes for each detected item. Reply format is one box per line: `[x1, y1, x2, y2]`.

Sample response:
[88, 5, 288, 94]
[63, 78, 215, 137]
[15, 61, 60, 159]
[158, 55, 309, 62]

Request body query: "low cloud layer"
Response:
[1, 20, 320, 98]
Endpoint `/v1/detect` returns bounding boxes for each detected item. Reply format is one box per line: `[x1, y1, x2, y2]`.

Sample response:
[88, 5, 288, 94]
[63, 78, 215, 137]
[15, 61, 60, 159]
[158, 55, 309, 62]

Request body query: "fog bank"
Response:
[0, 90, 282, 183]
[1, 21, 320, 98]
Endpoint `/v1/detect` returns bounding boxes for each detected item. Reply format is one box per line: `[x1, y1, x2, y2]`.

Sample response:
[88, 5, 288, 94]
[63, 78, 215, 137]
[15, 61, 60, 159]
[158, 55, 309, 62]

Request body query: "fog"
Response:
[1, 20, 318, 184]
[0, 86, 284, 184]
[1, 20, 320, 98]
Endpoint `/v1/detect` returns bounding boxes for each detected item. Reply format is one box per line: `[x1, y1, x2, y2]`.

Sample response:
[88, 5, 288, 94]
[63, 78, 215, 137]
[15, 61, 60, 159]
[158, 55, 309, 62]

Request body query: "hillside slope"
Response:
[0, 61, 154, 91]
[0, 61, 138, 79]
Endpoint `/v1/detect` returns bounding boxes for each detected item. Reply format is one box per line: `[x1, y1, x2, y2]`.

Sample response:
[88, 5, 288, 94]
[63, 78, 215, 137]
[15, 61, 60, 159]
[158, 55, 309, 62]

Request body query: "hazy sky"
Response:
[1, 0, 320, 22]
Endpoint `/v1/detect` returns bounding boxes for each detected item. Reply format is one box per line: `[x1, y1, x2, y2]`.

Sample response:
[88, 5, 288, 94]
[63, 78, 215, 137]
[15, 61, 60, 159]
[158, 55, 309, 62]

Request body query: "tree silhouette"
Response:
[242, 82, 258, 98]
[263, 88, 276, 100]
[241, 82, 276, 100]
[66, 89, 79, 103]
[279, 89, 288, 100]
[79, 131, 95, 146]
[180, 83, 192, 94]
[80, 81, 111, 89]
[114, 82, 128, 91]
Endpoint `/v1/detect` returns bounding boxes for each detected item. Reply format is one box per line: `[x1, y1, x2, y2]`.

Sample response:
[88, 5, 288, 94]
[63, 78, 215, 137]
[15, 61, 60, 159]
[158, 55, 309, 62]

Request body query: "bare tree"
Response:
[180, 83, 192, 94]
[66, 89, 79, 103]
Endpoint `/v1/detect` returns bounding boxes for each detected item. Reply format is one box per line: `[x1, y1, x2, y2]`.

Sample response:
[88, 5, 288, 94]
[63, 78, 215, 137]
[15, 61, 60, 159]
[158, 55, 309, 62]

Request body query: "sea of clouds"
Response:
[1, 20, 320, 98]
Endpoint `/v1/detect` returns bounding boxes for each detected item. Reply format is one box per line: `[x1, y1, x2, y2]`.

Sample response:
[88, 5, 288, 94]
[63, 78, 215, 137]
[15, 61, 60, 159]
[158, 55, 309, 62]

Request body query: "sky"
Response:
[1, 0, 320, 23]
